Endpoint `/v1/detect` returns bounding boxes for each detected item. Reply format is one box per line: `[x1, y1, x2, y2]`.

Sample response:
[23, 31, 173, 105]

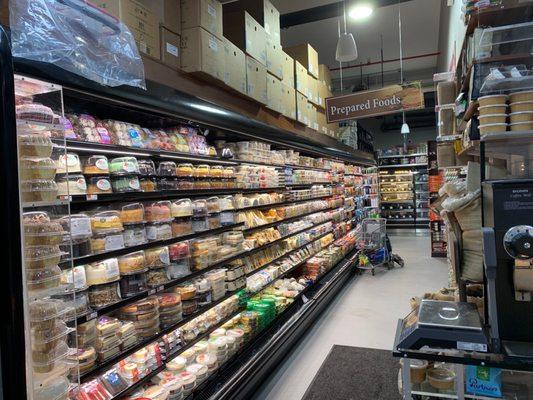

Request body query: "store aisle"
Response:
[253, 229, 449, 400]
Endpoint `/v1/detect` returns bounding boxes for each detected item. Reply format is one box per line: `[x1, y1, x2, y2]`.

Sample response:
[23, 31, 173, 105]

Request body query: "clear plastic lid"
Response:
[60, 266, 87, 291]
[87, 176, 112, 194]
[56, 153, 82, 174]
[210, 165, 223, 177]
[145, 201, 172, 222]
[91, 210, 124, 234]
[95, 333, 121, 352]
[193, 164, 210, 178]
[19, 156, 57, 175]
[58, 213, 92, 239]
[171, 198, 193, 217]
[32, 341, 71, 368]
[31, 320, 74, 346]
[85, 258, 120, 285]
[138, 159, 156, 176]
[117, 251, 147, 275]
[18, 134, 53, 158]
[192, 199, 208, 217]
[120, 295, 159, 314]
[157, 293, 181, 309]
[206, 197, 221, 214]
[23, 211, 65, 242]
[176, 163, 194, 177]
[223, 167, 235, 178]
[29, 299, 73, 324]
[56, 174, 87, 196]
[145, 246, 170, 268]
[26, 265, 62, 292]
[169, 242, 190, 260]
[109, 157, 140, 176]
[83, 155, 110, 175]
[120, 203, 145, 225]
[33, 376, 70, 400]
[20, 180, 58, 199]
[24, 245, 64, 268]
[219, 196, 235, 211]
[157, 161, 177, 177]
[96, 316, 121, 336]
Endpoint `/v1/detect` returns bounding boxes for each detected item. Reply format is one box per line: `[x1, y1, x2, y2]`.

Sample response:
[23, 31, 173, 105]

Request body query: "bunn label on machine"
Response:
[504, 189, 533, 211]
[457, 341, 488, 352]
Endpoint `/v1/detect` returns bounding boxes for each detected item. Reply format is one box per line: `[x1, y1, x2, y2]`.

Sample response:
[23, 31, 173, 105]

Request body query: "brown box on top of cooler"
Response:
[181, 0, 223, 39]
[246, 55, 267, 104]
[266, 74, 282, 113]
[223, 38, 247, 95]
[285, 43, 319, 79]
[281, 84, 297, 121]
[282, 51, 295, 89]
[223, 0, 281, 44]
[222, 9, 267, 67]
[160, 26, 181, 68]
[294, 60, 308, 97]
[266, 39, 283, 80]
[180, 27, 224, 82]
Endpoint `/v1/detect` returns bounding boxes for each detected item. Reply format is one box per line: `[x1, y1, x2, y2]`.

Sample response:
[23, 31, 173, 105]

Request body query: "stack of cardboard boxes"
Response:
[93, 0, 337, 138]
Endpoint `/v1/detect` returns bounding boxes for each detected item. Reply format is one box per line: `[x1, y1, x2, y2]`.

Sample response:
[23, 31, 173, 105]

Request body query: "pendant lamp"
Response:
[336, 1, 358, 62]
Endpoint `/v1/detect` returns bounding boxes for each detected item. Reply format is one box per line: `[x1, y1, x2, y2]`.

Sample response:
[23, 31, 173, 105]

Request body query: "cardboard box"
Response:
[181, 0, 222, 39]
[223, 38, 247, 95]
[281, 51, 294, 88]
[137, 0, 181, 33]
[317, 80, 329, 109]
[294, 60, 308, 97]
[226, 0, 280, 44]
[181, 27, 224, 82]
[296, 91, 308, 125]
[223, 10, 267, 66]
[306, 102, 318, 130]
[246, 55, 267, 104]
[266, 40, 283, 80]
[96, 0, 160, 58]
[328, 122, 338, 137]
[307, 75, 318, 106]
[281, 84, 296, 120]
[285, 43, 319, 78]
[317, 111, 328, 134]
[160, 26, 181, 68]
[318, 64, 332, 90]
[266, 74, 282, 113]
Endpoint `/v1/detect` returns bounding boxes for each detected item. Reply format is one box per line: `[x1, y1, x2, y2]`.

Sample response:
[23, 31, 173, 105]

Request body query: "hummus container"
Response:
[478, 114, 507, 125]
[510, 121, 533, 131]
[509, 90, 533, 103]
[510, 101, 533, 113]
[478, 123, 507, 135]
[509, 111, 533, 124]
[400, 359, 428, 384]
[427, 367, 455, 391]
[478, 104, 507, 115]
[478, 94, 508, 107]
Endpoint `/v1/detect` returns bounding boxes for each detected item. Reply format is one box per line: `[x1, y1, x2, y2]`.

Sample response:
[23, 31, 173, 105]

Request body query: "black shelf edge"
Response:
[242, 206, 336, 234]
[65, 223, 244, 267]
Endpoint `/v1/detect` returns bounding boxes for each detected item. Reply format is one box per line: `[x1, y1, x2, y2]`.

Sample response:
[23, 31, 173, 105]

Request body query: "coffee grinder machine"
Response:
[483, 179, 533, 357]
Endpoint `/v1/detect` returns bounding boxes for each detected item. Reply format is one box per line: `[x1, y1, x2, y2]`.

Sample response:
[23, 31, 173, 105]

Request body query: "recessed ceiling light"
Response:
[349, 4, 373, 20]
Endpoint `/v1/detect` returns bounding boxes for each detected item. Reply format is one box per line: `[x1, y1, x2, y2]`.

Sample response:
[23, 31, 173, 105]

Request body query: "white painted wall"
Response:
[437, 0, 467, 72]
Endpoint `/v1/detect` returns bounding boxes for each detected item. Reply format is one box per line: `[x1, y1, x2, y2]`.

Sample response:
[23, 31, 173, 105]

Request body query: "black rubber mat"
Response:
[302, 345, 401, 400]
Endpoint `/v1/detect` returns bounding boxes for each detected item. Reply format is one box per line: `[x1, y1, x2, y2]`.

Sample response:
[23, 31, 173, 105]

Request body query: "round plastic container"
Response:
[478, 123, 508, 135]
[52, 289, 90, 317]
[18, 134, 53, 158]
[140, 176, 157, 192]
[176, 163, 193, 177]
[24, 245, 64, 269]
[111, 175, 141, 193]
[510, 101, 533, 113]
[16, 103, 54, 122]
[59, 266, 87, 291]
[57, 174, 87, 196]
[119, 271, 148, 297]
[138, 159, 156, 176]
[56, 153, 82, 174]
[85, 258, 120, 285]
[23, 211, 65, 246]
[109, 157, 140, 176]
[86, 176, 112, 194]
[83, 155, 110, 175]
[120, 203, 145, 225]
[210, 166, 223, 178]
[167, 262, 190, 279]
[87, 281, 121, 308]
[123, 224, 147, 247]
[169, 242, 190, 261]
[192, 200, 208, 217]
[175, 283, 196, 300]
[21, 180, 58, 202]
[146, 267, 170, 287]
[118, 251, 146, 275]
[193, 165, 210, 178]
[146, 201, 172, 222]
[157, 177, 178, 191]
[146, 222, 173, 241]
[19, 157, 57, 180]
[26, 265, 62, 294]
[60, 236, 92, 258]
[172, 217, 193, 237]
[509, 90, 533, 103]
[145, 247, 170, 269]
[158, 161, 177, 177]
[91, 210, 123, 234]
[171, 198, 193, 217]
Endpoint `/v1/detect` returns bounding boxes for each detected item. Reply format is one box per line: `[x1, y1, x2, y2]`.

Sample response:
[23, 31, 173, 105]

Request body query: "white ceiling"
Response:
[272, 0, 442, 86]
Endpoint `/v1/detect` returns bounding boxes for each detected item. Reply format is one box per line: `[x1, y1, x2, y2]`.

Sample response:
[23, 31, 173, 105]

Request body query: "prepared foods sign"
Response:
[325, 82, 424, 123]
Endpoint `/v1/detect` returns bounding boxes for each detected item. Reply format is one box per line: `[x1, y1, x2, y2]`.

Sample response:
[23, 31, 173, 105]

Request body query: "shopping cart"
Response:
[356, 218, 404, 275]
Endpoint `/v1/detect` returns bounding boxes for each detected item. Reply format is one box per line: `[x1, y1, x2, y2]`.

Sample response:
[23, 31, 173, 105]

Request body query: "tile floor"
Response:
[253, 229, 449, 400]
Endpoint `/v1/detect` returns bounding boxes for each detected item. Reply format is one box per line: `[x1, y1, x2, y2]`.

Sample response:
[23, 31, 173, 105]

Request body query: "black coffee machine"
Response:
[483, 179, 533, 357]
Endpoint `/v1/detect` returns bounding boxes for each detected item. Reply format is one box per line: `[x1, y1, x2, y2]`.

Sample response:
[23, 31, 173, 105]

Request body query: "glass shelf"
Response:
[479, 21, 533, 48]
[479, 66, 533, 94]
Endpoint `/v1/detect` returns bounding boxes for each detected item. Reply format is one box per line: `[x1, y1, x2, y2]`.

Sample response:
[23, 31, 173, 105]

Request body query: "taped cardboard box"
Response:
[281, 84, 296, 120]
[138, 0, 181, 33]
[181, 27, 224, 82]
[96, 0, 160, 58]
[317, 81, 329, 109]
[306, 102, 318, 130]
[281, 51, 294, 88]
[266, 39, 283, 80]
[225, 0, 280, 44]
[296, 91, 308, 125]
[307, 75, 318, 106]
[318, 64, 332, 90]
[295, 60, 308, 97]
[266, 74, 282, 113]
[223, 38, 247, 95]
[285, 43, 319, 79]
[317, 111, 328, 134]
[246, 55, 267, 104]
[223, 10, 267, 66]
[160, 26, 180, 68]
[181, 0, 222, 39]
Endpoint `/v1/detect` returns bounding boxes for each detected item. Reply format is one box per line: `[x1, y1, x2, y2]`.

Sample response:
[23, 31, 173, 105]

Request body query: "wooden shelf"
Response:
[463, 100, 479, 122]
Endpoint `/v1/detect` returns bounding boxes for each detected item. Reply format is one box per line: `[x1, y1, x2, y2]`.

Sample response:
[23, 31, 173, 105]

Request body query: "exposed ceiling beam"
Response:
[280, 0, 414, 29]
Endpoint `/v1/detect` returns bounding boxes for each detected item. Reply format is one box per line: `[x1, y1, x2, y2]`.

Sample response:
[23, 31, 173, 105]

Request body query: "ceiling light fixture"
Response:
[349, 4, 373, 20]
[335, 1, 358, 63]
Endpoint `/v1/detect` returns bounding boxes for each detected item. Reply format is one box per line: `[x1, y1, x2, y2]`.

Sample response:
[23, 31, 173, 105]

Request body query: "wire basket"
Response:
[361, 218, 387, 250]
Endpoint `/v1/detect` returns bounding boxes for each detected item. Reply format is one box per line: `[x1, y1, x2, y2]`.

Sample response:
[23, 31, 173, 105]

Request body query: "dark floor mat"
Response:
[302, 345, 401, 400]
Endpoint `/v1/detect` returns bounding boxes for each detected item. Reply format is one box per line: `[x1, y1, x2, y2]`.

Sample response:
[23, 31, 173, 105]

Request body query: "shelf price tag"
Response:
[86, 194, 98, 201]
[88, 311, 98, 321]
[149, 289, 156, 295]
[157, 286, 164, 292]
[302, 295, 309, 304]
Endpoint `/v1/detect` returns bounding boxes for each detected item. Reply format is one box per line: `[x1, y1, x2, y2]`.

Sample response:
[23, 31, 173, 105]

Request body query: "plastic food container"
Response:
[111, 175, 141, 193]
[193, 165, 210, 178]
[478, 94, 508, 108]
[158, 161, 177, 177]
[210, 165, 223, 178]
[18, 134, 53, 158]
[140, 176, 157, 192]
[56, 153, 82, 174]
[83, 155, 110, 175]
[427, 367, 456, 390]
[119, 271, 148, 297]
[167, 262, 190, 279]
[478, 114, 507, 125]
[109, 157, 140, 176]
[509, 90, 533, 103]
[85, 258, 120, 285]
[33, 376, 70, 400]
[509, 111, 533, 124]
[510, 121, 533, 131]
[176, 163, 193, 177]
[510, 101, 533, 113]
[206, 197, 221, 214]
[191, 217, 208, 233]
[57, 174, 87, 196]
[91, 231, 125, 254]
[146, 267, 170, 287]
[146, 201, 172, 222]
[169, 242, 189, 261]
[17, 103, 54, 122]
[60, 266, 87, 291]
[123, 224, 147, 247]
[52, 289, 90, 317]
[86, 176, 112, 194]
[478, 123, 508, 135]
[32, 340, 71, 373]
[88, 281, 121, 308]
[176, 283, 196, 300]
[171, 198, 193, 217]
[138, 159, 156, 176]
[26, 265, 62, 294]
[23, 212, 65, 246]
[91, 211, 123, 234]
[478, 104, 507, 116]
[29, 299, 72, 332]
[157, 177, 178, 191]
[400, 359, 428, 384]
[19, 157, 57, 180]
[146, 222, 173, 241]
[118, 251, 146, 275]
[121, 296, 158, 315]
[172, 217, 193, 237]
[145, 247, 170, 269]
[60, 236, 92, 258]
[182, 298, 198, 316]
[24, 245, 63, 269]
[21, 180, 58, 202]
[120, 203, 145, 225]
